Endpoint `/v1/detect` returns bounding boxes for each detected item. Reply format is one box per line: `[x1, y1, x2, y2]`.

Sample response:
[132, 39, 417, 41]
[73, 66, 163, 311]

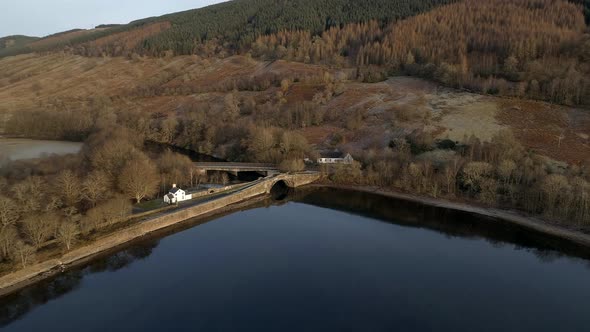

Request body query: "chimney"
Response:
[172, 184, 177, 188]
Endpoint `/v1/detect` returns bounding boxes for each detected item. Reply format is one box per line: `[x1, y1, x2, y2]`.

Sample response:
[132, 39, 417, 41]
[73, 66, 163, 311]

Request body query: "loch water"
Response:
[1, 188, 589, 332]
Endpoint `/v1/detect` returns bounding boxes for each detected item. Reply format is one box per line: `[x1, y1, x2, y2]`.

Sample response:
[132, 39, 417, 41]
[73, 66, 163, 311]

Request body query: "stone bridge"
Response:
[260, 172, 320, 193]
[194, 162, 280, 177]
[225, 172, 320, 197]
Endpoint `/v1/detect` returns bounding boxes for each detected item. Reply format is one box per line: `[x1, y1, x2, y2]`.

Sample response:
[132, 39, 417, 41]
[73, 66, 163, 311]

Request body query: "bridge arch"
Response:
[268, 179, 294, 200]
[269, 178, 295, 190]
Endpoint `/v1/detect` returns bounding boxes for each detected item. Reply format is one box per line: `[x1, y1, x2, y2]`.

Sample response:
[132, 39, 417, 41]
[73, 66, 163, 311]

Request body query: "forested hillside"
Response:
[135, 0, 456, 55]
[0, 35, 38, 50]
[0, 0, 456, 57]
[0, 0, 587, 106]
[255, 0, 590, 105]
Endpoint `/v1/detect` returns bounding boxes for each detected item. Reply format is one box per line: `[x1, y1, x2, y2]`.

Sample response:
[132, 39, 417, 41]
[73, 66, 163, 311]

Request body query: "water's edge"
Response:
[2, 183, 590, 299]
[313, 184, 590, 248]
[0, 195, 270, 298]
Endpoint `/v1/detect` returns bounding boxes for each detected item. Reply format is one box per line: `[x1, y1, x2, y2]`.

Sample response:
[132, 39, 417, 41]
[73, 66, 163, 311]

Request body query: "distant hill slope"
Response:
[0, 35, 39, 50]
[0, 0, 456, 57]
[0, 0, 587, 106]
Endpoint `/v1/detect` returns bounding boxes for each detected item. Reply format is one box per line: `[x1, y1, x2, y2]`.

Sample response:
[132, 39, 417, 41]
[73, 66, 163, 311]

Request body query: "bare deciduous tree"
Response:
[461, 162, 494, 195]
[279, 159, 305, 173]
[57, 222, 79, 251]
[0, 195, 19, 227]
[118, 155, 159, 203]
[497, 159, 517, 185]
[45, 196, 63, 212]
[22, 213, 59, 248]
[11, 176, 45, 214]
[0, 226, 18, 260]
[11, 241, 36, 268]
[56, 170, 82, 207]
[80, 207, 105, 234]
[83, 171, 111, 207]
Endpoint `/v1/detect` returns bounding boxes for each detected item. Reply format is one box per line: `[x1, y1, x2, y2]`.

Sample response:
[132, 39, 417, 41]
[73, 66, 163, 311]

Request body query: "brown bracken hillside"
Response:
[0, 52, 588, 164]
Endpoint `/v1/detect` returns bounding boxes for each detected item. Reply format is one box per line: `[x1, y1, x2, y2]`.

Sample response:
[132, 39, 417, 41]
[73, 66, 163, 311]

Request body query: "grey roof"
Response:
[170, 187, 181, 194]
[320, 150, 344, 158]
[166, 193, 175, 199]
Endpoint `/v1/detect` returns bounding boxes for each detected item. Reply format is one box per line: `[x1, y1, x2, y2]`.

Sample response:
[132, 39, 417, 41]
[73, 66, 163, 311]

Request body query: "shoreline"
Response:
[0, 171, 319, 297]
[2, 181, 590, 298]
[311, 184, 590, 248]
[0, 195, 268, 298]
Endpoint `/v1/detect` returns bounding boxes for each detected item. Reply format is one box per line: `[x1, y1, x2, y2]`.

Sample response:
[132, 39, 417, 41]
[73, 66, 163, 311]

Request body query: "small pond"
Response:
[0, 139, 82, 161]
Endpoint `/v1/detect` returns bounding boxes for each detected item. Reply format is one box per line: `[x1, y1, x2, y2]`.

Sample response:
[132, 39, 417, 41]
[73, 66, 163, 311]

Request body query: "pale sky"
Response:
[0, 0, 227, 37]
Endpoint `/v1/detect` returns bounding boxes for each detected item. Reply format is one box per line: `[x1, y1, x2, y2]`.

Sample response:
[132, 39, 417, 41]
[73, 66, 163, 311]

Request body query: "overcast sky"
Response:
[0, 0, 227, 37]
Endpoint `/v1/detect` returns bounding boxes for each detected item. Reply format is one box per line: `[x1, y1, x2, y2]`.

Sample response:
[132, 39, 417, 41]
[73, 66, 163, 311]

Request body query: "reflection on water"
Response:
[0, 139, 82, 161]
[298, 187, 590, 262]
[0, 241, 159, 326]
[1, 188, 589, 331]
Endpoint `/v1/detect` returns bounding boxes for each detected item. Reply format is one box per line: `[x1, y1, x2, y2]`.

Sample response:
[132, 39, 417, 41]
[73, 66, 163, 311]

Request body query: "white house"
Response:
[317, 153, 354, 165]
[163, 184, 192, 204]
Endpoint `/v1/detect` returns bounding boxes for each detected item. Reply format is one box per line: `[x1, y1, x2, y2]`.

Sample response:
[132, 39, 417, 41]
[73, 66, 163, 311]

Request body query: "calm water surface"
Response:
[0, 139, 82, 161]
[1, 188, 590, 332]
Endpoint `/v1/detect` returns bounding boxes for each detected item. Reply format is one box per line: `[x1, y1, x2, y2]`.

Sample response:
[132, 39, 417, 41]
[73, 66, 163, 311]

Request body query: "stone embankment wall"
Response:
[0, 172, 320, 296]
[189, 182, 247, 199]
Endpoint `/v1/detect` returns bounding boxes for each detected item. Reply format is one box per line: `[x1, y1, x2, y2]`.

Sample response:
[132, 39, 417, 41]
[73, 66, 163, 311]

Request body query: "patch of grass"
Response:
[135, 199, 165, 211]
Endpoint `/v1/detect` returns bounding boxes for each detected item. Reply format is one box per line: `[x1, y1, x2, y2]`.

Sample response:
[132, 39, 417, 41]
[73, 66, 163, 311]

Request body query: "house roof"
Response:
[170, 187, 182, 194]
[320, 150, 344, 158]
[166, 193, 175, 199]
